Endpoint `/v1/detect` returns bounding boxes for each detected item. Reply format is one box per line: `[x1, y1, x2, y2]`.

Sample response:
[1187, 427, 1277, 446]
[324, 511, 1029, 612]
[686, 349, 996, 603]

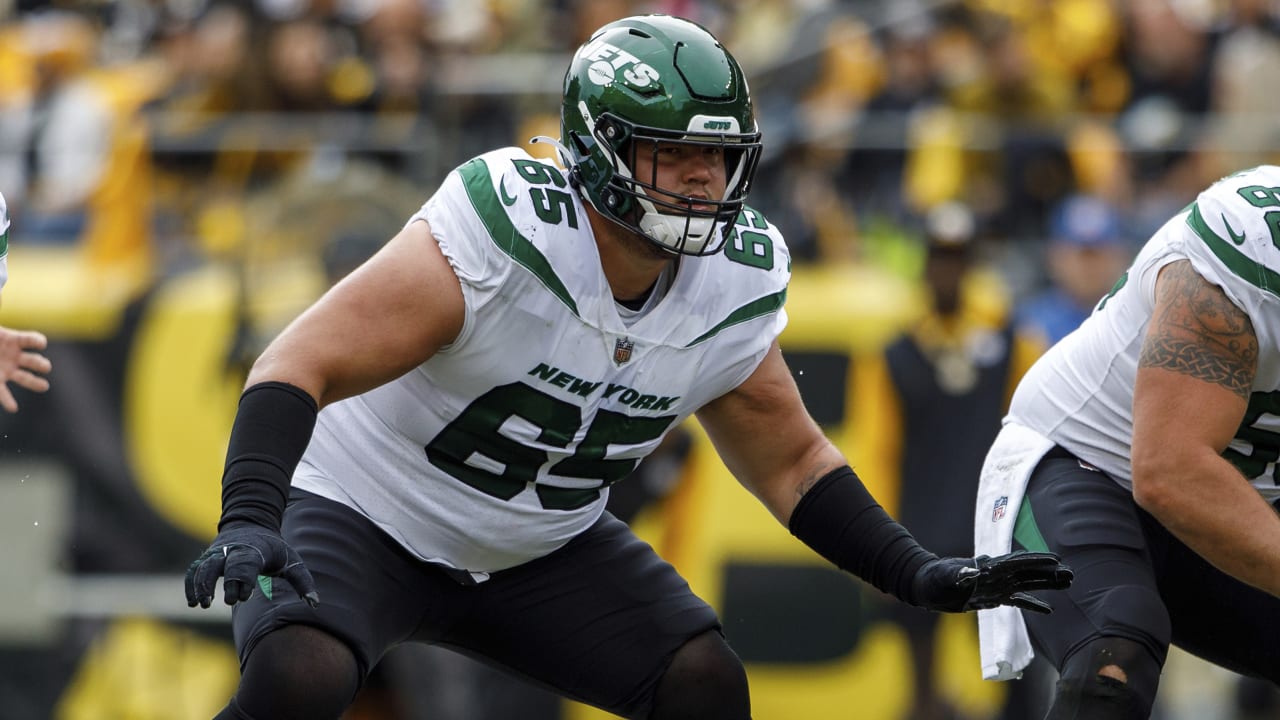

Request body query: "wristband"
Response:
[788, 465, 936, 603]
[219, 381, 318, 531]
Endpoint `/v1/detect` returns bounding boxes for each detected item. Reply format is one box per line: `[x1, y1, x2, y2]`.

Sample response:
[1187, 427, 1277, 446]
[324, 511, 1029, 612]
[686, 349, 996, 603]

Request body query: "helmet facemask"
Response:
[585, 110, 761, 256]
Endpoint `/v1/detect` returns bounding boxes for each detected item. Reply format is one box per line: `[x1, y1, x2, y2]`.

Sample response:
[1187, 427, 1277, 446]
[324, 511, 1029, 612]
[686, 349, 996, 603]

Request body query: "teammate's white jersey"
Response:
[1009, 165, 1280, 500]
[294, 147, 791, 577]
[0, 191, 10, 291]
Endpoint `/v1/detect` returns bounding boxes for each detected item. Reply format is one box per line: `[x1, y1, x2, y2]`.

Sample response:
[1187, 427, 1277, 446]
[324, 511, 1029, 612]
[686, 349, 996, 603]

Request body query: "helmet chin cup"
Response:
[637, 197, 716, 255]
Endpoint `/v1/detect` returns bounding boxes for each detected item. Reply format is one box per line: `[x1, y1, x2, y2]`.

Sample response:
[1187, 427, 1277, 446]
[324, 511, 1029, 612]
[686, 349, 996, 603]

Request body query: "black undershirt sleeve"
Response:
[788, 465, 936, 605]
[218, 381, 318, 531]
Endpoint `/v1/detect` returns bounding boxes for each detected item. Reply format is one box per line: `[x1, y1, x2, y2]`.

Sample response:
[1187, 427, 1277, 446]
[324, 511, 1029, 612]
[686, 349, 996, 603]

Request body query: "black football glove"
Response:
[912, 551, 1073, 614]
[184, 521, 319, 609]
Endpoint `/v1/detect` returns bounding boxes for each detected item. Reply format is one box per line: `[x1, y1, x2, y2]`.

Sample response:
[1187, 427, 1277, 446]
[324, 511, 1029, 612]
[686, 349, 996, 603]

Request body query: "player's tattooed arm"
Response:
[1132, 259, 1280, 597]
[1140, 260, 1258, 399]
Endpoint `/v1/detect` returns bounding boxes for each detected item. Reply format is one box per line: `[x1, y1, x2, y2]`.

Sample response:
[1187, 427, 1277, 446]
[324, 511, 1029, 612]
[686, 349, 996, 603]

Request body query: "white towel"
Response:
[973, 421, 1056, 681]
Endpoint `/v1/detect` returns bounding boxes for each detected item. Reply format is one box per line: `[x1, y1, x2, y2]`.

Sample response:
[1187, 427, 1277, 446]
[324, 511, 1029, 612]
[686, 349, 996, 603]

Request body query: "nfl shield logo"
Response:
[613, 337, 635, 366]
[992, 495, 1008, 522]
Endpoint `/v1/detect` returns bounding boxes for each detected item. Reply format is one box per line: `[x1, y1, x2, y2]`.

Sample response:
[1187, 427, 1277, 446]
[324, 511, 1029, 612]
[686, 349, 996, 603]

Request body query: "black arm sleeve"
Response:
[787, 465, 936, 604]
[218, 381, 319, 531]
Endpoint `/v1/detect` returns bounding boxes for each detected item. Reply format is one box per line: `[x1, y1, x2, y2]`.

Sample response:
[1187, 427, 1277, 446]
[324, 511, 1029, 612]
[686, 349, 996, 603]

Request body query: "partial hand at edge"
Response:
[0, 328, 50, 412]
[184, 521, 319, 609]
[913, 551, 1073, 614]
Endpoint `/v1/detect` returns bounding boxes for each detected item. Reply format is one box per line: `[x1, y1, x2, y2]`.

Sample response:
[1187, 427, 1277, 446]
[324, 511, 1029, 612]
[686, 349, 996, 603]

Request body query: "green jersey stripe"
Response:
[0, 229, 7, 257]
[458, 158, 580, 316]
[685, 288, 786, 347]
[1013, 495, 1050, 554]
[1187, 202, 1280, 298]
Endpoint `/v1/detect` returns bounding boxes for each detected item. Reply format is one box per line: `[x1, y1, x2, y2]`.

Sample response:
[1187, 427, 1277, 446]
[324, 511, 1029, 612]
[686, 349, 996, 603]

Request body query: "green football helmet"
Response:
[556, 14, 763, 256]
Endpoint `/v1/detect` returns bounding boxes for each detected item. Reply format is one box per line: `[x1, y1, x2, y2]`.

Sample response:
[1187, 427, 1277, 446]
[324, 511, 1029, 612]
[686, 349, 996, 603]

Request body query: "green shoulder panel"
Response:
[686, 204, 790, 347]
[1186, 201, 1280, 299]
[456, 157, 580, 317]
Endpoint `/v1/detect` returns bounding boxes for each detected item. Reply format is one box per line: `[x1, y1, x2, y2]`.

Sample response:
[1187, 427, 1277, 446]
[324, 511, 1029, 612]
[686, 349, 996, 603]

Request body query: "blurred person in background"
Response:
[0, 191, 53, 412]
[183, 14, 1070, 720]
[1198, 0, 1280, 184]
[838, 3, 942, 230]
[854, 202, 1047, 720]
[889, 5, 1077, 245]
[1017, 194, 1135, 347]
[351, 0, 438, 180]
[0, 8, 161, 291]
[1114, 0, 1218, 216]
[1, 9, 104, 241]
[944, 9, 1076, 241]
[730, 1, 878, 264]
[974, 165, 1280, 718]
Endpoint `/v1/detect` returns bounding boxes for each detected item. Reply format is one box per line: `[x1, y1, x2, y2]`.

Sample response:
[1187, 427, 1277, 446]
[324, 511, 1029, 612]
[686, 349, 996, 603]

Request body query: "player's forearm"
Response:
[741, 442, 847, 526]
[1134, 455, 1280, 597]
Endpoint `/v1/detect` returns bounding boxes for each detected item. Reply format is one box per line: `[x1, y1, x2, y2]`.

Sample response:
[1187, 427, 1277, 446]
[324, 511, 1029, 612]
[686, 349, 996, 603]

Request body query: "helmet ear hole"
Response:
[599, 116, 630, 145]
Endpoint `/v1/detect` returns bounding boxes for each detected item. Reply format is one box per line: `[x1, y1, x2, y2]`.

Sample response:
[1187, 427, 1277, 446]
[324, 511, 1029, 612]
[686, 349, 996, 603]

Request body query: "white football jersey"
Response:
[1009, 165, 1280, 500]
[294, 147, 791, 577]
[0, 191, 9, 291]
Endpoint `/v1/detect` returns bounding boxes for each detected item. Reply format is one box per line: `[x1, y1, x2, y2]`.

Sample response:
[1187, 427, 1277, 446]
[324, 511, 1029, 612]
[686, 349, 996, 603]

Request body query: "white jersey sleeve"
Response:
[1009, 165, 1280, 499]
[294, 147, 791, 576]
[0, 191, 9, 291]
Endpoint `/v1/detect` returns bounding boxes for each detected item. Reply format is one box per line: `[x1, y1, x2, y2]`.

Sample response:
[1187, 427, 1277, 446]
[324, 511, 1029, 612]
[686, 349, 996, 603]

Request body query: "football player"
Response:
[975, 165, 1280, 718]
[186, 15, 1071, 719]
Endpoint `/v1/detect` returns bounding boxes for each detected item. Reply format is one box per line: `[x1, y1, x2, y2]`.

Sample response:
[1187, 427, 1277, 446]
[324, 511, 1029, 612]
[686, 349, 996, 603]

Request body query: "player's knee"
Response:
[1049, 636, 1162, 720]
[235, 625, 361, 720]
[650, 630, 749, 720]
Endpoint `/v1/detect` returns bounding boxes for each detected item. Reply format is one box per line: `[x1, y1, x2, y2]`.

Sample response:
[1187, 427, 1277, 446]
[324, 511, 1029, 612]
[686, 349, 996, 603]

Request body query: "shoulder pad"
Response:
[1184, 165, 1280, 296]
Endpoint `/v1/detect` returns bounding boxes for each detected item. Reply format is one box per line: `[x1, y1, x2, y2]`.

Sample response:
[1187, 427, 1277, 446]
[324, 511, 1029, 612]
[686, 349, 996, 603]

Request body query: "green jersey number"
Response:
[725, 207, 774, 270]
[513, 159, 579, 229]
[1237, 184, 1280, 248]
[425, 382, 677, 510]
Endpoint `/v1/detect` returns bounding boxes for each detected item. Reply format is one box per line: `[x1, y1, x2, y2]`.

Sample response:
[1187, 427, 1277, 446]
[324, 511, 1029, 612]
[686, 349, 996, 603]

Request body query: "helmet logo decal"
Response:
[580, 39, 661, 88]
[688, 115, 741, 134]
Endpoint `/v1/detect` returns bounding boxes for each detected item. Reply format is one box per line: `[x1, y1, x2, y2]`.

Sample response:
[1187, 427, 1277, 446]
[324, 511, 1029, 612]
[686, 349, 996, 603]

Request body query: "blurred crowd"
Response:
[0, 0, 1277, 308]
